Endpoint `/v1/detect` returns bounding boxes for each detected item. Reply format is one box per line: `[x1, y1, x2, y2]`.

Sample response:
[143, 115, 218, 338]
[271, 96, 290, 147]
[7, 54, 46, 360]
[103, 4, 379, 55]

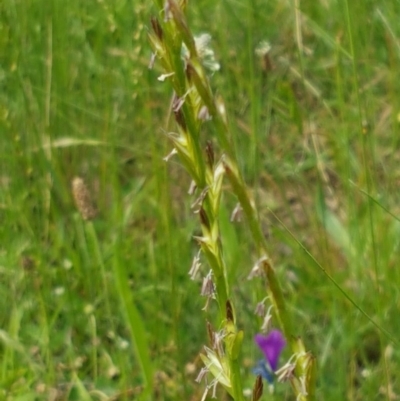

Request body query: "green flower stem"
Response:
[185, 61, 234, 158]
[151, 4, 230, 320]
[150, 2, 245, 399]
[113, 232, 153, 401]
[152, 2, 316, 399]
[84, 221, 153, 398]
[85, 221, 112, 315]
[223, 159, 296, 338]
[150, 1, 315, 399]
[230, 360, 245, 401]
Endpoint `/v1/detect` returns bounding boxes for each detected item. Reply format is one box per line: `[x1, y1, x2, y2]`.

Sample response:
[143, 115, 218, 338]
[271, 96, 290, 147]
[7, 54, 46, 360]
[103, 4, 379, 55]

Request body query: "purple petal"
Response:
[254, 330, 286, 371]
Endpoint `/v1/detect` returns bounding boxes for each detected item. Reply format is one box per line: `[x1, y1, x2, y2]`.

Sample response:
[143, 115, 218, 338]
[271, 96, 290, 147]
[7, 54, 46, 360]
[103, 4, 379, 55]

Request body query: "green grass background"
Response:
[1, 0, 400, 400]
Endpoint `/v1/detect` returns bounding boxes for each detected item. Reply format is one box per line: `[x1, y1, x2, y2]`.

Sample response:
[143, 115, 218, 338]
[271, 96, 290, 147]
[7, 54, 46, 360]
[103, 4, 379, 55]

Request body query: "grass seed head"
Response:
[72, 177, 97, 221]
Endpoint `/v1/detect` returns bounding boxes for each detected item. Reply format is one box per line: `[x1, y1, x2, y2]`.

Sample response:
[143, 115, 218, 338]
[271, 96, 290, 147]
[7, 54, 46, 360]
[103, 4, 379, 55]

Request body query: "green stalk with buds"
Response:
[149, 1, 316, 400]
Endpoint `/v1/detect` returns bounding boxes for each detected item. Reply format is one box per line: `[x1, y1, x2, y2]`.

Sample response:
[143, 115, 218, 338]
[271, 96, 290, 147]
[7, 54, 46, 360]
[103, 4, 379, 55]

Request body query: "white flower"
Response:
[255, 40, 271, 57]
[182, 33, 220, 73]
[157, 72, 175, 81]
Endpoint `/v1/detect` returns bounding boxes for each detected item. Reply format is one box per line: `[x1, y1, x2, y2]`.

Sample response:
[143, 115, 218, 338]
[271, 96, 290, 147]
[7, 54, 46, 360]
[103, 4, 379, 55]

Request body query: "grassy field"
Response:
[1, 0, 400, 400]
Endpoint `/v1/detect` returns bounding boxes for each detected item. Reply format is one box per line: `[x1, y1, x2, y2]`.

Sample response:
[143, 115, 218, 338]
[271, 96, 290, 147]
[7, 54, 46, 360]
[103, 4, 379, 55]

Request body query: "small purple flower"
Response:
[254, 330, 286, 382]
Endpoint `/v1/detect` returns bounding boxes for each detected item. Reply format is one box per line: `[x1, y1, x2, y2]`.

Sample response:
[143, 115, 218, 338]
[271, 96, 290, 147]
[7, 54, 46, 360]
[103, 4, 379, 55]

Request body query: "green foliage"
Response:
[1, 0, 400, 400]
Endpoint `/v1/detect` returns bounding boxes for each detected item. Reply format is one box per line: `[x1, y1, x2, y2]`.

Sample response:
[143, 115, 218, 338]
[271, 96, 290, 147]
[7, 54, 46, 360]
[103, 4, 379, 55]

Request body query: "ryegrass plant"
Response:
[1, 0, 400, 400]
[149, 1, 315, 399]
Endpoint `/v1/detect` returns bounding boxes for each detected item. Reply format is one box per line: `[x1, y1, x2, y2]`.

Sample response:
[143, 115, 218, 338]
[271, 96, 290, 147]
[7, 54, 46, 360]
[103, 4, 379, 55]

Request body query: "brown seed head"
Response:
[226, 300, 234, 322]
[72, 177, 97, 221]
[252, 375, 263, 401]
[205, 141, 214, 168]
[174, 108, 187, 131]
[199, 207, 210, 230]
[206, 321, 215, 345]
[150, 17, 163, 40]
